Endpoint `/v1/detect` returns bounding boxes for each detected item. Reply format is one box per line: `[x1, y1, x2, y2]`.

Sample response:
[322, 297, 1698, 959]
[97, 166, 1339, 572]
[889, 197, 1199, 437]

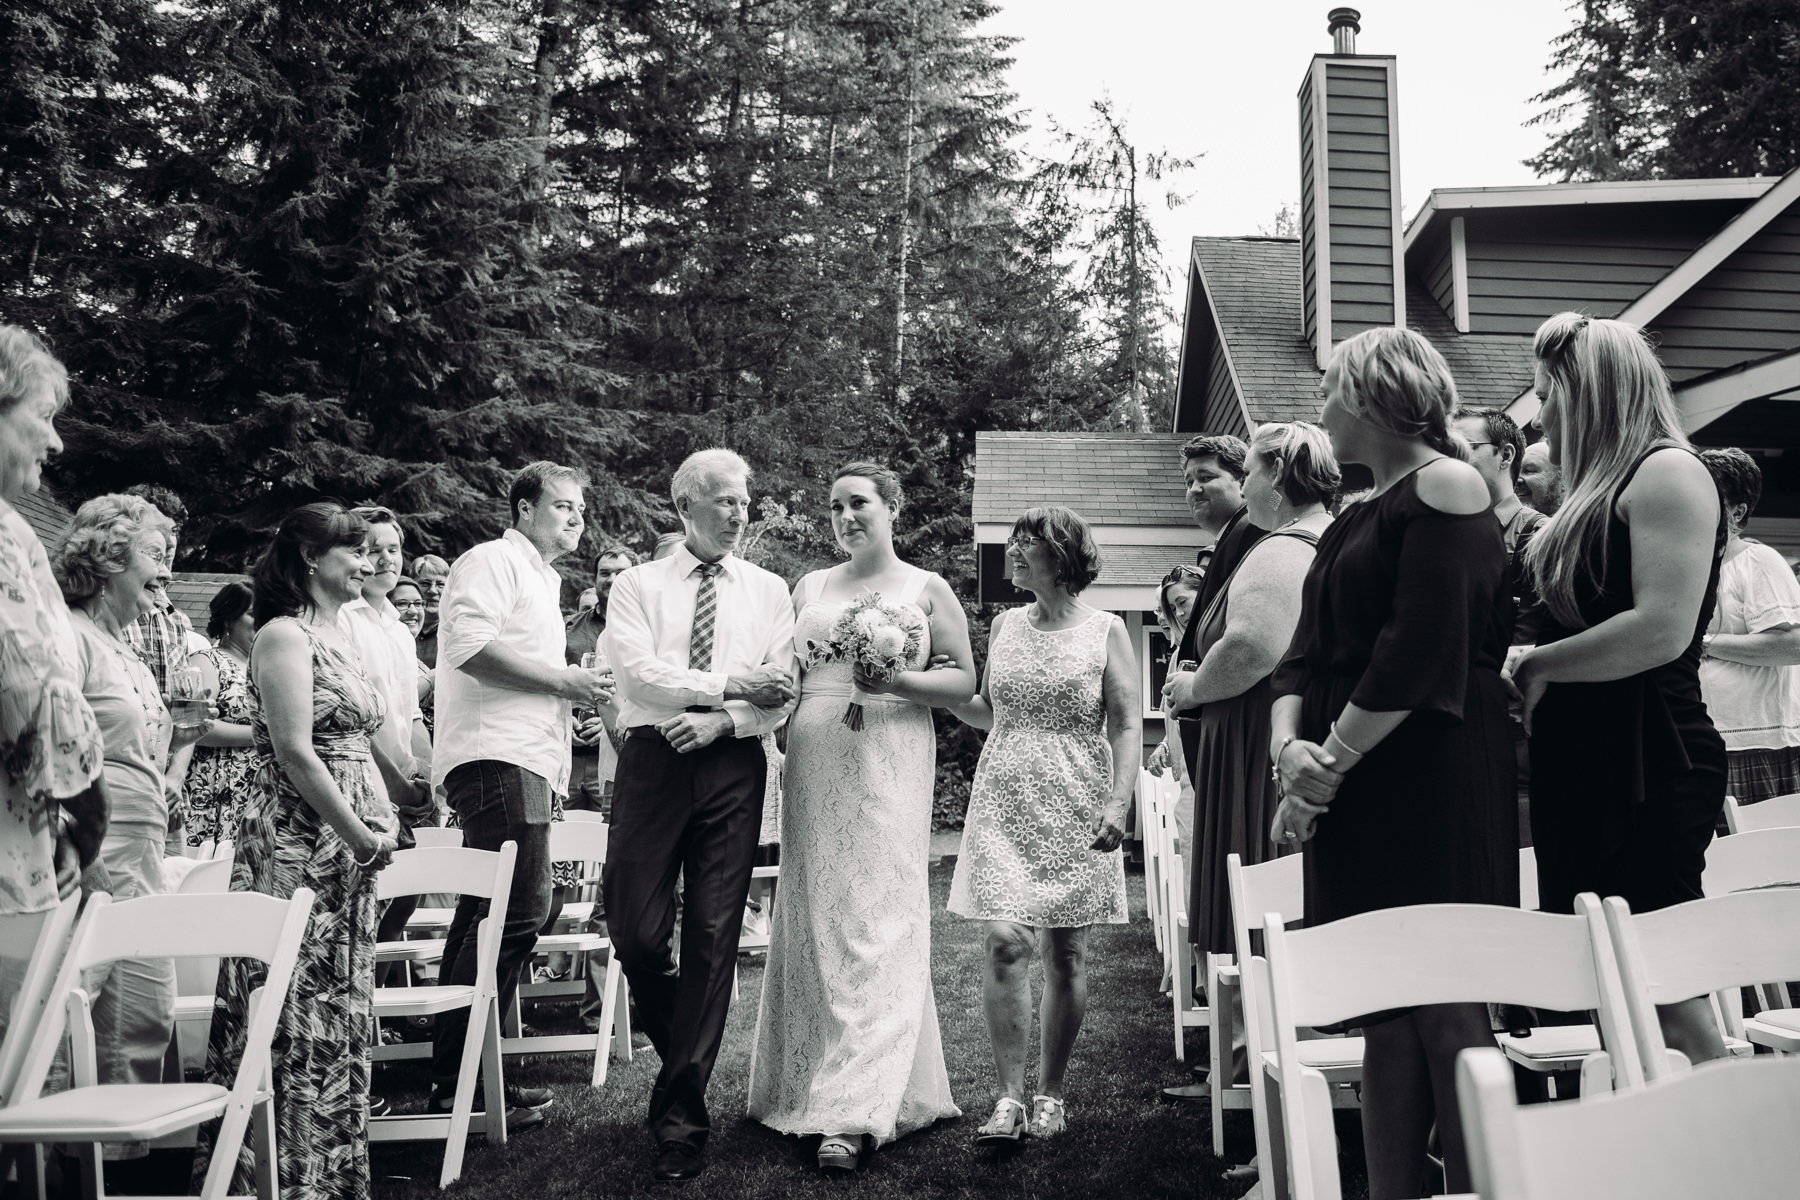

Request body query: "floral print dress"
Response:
[193, 619, 385, 1200]
[182, 647, 257, 849]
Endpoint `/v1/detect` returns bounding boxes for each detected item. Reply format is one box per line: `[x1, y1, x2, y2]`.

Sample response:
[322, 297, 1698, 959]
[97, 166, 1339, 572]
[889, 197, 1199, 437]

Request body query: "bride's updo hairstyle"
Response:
[834, 461, 904, 517]
[1330, 326, 1462, 459]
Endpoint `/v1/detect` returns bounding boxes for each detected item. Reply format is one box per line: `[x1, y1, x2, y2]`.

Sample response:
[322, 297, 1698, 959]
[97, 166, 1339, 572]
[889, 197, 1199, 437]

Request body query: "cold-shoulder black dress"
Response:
[1527, 448, 1727, 916]
[1271, 468, 1518, 929]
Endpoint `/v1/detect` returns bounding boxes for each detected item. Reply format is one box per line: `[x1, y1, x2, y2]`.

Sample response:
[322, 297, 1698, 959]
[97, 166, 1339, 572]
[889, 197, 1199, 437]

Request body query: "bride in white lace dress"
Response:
[747, 463, 977, 1171]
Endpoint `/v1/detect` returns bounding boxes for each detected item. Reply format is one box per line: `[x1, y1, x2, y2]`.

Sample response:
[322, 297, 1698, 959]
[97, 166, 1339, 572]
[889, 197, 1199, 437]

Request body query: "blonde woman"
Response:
[1507, 313, 1728, 1068]
[1269, 329, 1515, 1198]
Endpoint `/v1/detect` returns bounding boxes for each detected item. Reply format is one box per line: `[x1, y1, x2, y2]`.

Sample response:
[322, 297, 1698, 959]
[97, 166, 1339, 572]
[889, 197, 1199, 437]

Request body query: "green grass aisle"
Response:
[369, 862, 1270, 1199]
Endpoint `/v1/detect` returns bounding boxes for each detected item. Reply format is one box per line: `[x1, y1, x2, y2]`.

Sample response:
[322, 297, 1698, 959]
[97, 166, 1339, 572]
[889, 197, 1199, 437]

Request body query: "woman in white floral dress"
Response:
[747, 463, 977, 1172]
[948, 505, 1139, 1147]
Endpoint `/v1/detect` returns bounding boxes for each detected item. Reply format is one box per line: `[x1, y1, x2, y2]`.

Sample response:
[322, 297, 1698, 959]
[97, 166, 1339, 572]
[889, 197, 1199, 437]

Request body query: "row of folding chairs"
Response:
[0, 838, 558, 1196]
[1237, 825, 1800, 1200]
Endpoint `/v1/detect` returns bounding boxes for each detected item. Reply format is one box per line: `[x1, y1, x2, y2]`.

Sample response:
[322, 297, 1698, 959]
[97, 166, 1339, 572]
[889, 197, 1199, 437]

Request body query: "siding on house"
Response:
[1461, 202, 1748, 335]
[1204, 322, 1249, 439]
[1416, 224, 1455, 324]
[1298, 68, 1320, 347]
[1648, 205, 1800, 383]
[1322, 61, 1397, 340]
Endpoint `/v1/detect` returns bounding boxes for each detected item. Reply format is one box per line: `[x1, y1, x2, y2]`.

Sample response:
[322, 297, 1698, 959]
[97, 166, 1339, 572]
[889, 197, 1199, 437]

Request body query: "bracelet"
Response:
[1328, 721, 1371, 759]
[353, 843, 381, 868]
[1270, 735, 1296, 787]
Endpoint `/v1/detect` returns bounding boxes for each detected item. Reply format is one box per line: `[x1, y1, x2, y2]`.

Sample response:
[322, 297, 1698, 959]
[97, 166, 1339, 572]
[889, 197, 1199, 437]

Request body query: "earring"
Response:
[308, 564, 316, 575]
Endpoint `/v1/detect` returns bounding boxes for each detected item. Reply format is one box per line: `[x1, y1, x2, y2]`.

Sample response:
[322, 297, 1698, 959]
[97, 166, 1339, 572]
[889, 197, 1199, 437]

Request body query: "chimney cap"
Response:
[1328, 7, 1361, 54]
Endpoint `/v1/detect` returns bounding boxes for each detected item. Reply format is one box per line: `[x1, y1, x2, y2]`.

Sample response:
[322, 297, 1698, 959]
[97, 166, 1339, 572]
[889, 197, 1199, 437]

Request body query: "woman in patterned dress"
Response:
[193, 503, 398, 1200]
[179, 581, 258, 850]
[748, 463, 976, 1171]
[948, 505, 1140, 1146]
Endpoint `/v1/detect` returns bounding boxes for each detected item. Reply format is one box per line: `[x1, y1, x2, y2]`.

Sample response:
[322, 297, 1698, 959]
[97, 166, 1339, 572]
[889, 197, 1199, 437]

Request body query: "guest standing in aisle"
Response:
[1270, 327, 1516, 1198]
[1508, 313, 1729, 1068]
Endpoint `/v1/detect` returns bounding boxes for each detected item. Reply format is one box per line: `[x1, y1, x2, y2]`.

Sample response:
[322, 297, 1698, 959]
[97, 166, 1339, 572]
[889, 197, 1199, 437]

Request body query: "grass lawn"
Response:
[364, 861, 1357, 1200]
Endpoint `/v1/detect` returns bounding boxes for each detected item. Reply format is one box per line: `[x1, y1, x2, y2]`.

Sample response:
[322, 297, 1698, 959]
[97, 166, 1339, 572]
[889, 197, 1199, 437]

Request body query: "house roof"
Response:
[166, 572, 250, 634]
[11, 489, 72, 550]
[1403, 291, 1535, 410]
[972, 431, 1191, 527]
[1404, 177, 1775, 253]
[1095, 543, 1199, 594]
[1190, 238, 1322, 426]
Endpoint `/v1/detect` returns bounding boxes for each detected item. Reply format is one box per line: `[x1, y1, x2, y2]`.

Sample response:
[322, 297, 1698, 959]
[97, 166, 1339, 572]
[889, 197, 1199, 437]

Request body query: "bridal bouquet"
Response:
[803, 590, 925, 730]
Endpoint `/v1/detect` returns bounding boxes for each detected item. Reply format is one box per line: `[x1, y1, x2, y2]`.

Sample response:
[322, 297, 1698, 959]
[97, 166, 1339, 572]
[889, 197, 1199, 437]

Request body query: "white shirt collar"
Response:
[670, 542, 740, 582]
[502, 527, 559, 574]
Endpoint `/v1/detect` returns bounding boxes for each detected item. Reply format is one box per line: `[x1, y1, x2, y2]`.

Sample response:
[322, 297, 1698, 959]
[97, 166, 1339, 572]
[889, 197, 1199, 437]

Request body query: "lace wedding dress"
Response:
[746, 567, 960, 1144]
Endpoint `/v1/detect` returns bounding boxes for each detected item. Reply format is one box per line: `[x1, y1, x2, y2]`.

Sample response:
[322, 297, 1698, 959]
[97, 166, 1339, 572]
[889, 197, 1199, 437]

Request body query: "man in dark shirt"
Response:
[1166, 435, 1268, 779]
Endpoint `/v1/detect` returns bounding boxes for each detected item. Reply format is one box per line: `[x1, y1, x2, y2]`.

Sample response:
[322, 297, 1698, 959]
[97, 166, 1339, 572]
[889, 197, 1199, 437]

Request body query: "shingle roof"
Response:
[1096, 543, 1201, 592]
[11, 489, 72, 550]
[972, 432, 1192, 526]
[1191, 238, 1323, 425]
[1404, 290, 1536, 409]
[167, 572, 250, 634]
[1189, 235, 1536, 421]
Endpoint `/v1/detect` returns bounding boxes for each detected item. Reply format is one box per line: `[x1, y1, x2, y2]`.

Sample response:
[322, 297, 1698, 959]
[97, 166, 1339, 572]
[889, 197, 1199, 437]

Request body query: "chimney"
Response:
[1297, 7, 1405, 370]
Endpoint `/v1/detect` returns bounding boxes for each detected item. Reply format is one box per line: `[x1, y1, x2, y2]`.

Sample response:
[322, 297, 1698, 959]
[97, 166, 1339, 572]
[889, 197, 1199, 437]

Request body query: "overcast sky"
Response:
[984, 0, 1578, 263]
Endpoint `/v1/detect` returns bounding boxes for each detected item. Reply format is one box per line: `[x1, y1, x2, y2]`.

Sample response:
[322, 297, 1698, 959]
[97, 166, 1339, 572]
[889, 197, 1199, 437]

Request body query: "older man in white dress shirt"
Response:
[603, 448, 796, 1182]
[426, 462, 613, 1127]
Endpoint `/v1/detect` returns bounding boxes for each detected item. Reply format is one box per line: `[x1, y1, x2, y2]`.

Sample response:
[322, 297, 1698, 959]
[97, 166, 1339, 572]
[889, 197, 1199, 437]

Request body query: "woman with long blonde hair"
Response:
[1508, 312, 1728, 1067]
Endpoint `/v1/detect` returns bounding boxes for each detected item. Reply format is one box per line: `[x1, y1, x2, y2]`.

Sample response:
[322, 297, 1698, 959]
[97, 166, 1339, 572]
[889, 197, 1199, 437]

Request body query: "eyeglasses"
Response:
[1005, 533, 1045, 552]
[392, 600, 426, 611]
[1161, 565, 1203, 585]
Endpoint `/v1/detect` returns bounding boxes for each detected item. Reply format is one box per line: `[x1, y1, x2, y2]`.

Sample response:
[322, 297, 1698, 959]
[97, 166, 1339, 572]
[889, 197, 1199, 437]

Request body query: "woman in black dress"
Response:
[1269, 327, 1516, 1199]
[1508, 312, 1728, 1068]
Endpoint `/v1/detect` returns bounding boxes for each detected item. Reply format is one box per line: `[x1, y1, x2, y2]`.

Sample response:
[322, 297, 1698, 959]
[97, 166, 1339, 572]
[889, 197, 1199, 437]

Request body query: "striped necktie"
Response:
[689, 562, 724, 671]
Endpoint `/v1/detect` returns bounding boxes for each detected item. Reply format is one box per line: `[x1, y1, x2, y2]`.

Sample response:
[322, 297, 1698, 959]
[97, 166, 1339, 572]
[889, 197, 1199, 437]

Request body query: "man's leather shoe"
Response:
[506, 1084, 554, 1110]
[652, 1141, 705, 1182]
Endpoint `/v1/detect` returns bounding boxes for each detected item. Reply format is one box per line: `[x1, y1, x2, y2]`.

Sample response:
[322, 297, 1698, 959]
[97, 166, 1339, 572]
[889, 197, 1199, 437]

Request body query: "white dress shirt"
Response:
[432, 528, 572, 794]
[603, 545, 796, 738]
[340, 595, 421, 773]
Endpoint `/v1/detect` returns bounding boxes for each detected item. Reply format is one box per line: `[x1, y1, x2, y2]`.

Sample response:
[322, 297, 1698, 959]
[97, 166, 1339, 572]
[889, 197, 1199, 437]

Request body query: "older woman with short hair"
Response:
[56, 493, 208, 1134]
[0, 326, 106, 1040]
[948, 505, 1139, 1146]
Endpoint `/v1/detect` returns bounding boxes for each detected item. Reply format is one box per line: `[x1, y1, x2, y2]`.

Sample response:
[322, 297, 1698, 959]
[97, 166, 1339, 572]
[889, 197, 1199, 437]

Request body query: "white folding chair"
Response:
[412, 826, 464, 849]
[1222, 853, 1362, 1179]
[1159, 792, 1207, 1061]
[1603, 889, 1799, 1075]
[1262, 896, 1641, 1200]
[1458, 1048, 1800, 1200]
[1704, 824, 1800, 894]
[0, 891, 84, 1200]
[1723, 791, 1800, 834]
[169, 856, 236, 1079]
[1517, 847, 1538, 913]
[0, 888, 315, 1200]
[368, 842, 516, 1188]
[504, 819, 632, 1086]
[1136, 770, 1166, 963]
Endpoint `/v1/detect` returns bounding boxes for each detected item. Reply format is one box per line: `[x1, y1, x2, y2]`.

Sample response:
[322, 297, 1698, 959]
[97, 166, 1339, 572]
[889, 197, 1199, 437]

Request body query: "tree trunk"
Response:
[526, 0, 567, 198]
[892, 16, 918, 405]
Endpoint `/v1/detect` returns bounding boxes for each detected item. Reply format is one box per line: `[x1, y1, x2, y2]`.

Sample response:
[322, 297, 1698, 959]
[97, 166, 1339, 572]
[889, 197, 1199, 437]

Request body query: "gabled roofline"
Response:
[1681, 348, 1800, 434]
[1405, 176, 1776, 254]
[1503, 165, 1800, 428]
[1190, 251, 1258, 437]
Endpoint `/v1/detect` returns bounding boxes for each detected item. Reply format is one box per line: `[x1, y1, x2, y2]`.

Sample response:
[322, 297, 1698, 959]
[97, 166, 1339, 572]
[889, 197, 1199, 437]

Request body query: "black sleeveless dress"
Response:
[1271, 468, 1518, 929]
[1528, 449, 1727, 916]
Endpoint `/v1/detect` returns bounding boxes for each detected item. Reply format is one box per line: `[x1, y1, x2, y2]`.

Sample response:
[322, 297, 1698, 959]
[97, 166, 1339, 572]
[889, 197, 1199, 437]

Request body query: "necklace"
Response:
[80, 610, 166, 735]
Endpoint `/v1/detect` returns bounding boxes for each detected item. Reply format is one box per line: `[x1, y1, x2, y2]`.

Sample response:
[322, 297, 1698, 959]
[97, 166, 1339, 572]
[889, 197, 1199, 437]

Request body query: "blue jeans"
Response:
[430, 761, 554, 1088]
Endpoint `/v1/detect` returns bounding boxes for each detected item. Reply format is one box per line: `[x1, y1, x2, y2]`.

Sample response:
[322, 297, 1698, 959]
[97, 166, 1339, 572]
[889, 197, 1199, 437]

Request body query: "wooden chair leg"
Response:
[479, 1001, 508, 1148]
[252, 1096, 279, 1200]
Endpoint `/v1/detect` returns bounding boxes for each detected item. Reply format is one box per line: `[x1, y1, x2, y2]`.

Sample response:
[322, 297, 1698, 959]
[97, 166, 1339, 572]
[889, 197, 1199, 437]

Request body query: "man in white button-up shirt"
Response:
[602, 449, 796, 1181]
[425, 462, 613, 1126]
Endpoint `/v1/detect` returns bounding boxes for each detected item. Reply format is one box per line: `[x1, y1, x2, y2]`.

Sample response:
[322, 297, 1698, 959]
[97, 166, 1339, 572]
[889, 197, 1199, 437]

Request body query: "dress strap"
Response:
[898, 566, 931, 607]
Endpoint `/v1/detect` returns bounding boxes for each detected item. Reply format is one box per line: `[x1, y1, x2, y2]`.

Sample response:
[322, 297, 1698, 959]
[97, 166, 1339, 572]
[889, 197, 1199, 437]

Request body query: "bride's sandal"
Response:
[1029, 1095, 1067, 1139]
[817, 1135, 863, 1172]
[975, 1097, 1029, 1146]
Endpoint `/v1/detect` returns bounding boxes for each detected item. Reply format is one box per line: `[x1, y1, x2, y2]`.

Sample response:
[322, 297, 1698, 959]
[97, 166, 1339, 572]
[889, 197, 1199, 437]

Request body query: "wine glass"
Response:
[169, 666, 209, 733]
[574, 651, 601, 722]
